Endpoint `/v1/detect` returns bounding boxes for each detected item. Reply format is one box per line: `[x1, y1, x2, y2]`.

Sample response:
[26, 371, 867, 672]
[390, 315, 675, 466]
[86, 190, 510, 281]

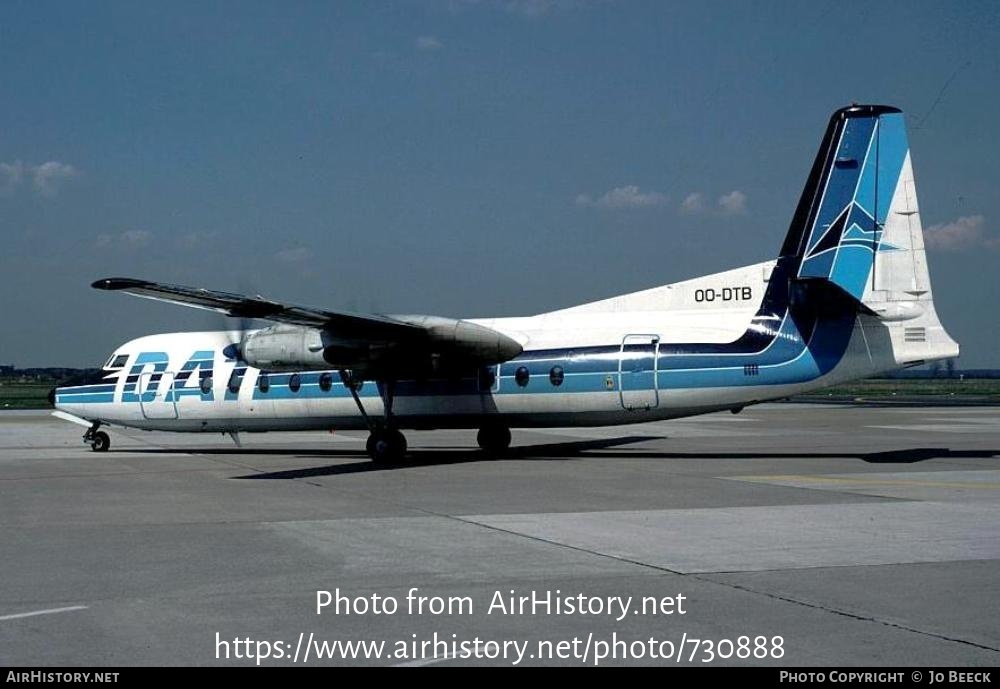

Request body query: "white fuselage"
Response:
[54, 260, 957, 434]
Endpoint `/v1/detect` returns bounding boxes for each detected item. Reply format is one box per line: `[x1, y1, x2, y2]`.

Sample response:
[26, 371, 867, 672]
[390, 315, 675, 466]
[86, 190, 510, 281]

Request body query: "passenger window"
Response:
[289, 374, 301, 393]
[227, 370, 242, 394]
[200, 376, 213, 394]
[515, 366, 530, 387]
[258, 373, 270, 393]
[549, 365, 564, 386]
[319, 372, 333, 392]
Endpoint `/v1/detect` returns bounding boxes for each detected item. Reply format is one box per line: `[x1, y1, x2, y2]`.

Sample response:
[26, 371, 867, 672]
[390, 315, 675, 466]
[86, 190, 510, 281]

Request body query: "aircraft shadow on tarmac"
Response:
[231, 435, 663, 478]
[547, 447, 1000, 464]
[123, 440, 999, 477]
[233, 445, 998, 478]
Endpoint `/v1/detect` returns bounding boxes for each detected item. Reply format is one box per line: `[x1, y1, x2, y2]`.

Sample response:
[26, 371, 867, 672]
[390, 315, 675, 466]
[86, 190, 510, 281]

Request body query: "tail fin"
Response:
[782, 104, 958, 366]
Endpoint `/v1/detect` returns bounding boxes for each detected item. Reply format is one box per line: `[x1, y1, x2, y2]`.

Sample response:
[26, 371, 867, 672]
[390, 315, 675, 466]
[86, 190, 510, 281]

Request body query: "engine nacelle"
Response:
[390, 315, 523, 364]
[240, 324, 341, 371]
[240, 316, 522, 375]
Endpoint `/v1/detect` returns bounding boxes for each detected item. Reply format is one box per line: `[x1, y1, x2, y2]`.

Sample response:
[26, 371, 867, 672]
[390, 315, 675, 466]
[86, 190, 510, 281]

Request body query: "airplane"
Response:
[52, 104, 959, 464]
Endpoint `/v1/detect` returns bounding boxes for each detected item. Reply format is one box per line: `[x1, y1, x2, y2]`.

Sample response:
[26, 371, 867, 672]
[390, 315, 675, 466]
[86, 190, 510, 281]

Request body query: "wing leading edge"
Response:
[92, 277, 423, 338]
[92, 277, 523, 373]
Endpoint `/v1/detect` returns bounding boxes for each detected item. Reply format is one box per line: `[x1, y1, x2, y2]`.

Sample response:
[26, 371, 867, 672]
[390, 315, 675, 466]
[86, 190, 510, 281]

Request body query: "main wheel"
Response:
[477, 426, 511, 454]
[90, 431, 110, 452]
[367, 429, 407, 465]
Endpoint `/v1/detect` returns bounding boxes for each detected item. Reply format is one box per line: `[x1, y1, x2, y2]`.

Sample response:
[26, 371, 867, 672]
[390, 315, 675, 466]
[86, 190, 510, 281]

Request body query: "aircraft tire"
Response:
[368, 429, 407, 465]
[90, 431, 110, 453]
[477, 426, 511, 454]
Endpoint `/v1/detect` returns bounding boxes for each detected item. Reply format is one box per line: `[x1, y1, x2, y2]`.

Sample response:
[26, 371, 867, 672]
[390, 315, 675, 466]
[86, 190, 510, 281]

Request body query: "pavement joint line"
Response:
[0, 467, 243, 482]
[729, 474, 1000, 490]
[690, 576, 1000, 655]
[452, 515, 687, 575]
[0, 605, 88, 622]
[456, 514, 1000, 656]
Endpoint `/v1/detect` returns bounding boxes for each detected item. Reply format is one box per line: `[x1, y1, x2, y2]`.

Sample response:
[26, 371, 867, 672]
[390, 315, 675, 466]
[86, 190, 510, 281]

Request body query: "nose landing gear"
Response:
[90, 431, 110, 452]
[83, 422, 110, 452]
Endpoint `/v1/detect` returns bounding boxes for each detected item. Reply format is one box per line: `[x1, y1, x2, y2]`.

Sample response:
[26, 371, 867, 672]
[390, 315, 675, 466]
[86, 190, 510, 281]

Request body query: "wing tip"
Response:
[91, 277, 154, 291]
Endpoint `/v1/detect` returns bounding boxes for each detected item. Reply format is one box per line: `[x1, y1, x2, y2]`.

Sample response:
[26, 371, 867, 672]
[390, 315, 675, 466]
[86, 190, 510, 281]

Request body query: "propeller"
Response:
[218, 280, 265, 364]
[218, 312, 257, 396]
[220, 313, 255, 363]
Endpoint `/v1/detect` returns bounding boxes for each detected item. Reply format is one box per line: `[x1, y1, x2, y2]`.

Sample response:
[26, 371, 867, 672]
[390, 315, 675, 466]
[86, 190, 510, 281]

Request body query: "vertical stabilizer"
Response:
[781, 105, 957, 367]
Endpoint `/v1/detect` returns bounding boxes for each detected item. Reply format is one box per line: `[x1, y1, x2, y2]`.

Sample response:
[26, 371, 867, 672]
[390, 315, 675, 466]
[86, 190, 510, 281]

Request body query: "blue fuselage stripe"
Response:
[55, 314, 854, 405]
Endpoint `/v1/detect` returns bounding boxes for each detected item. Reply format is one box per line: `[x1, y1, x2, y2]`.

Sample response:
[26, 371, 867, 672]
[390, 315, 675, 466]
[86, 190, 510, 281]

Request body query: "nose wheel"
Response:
[91, 431, 110, 452]
[84, 423, 110, 452]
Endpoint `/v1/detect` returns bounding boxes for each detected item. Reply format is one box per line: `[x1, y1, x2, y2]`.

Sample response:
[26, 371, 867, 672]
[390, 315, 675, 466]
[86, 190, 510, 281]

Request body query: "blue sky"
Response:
[1, 1, 998, 367]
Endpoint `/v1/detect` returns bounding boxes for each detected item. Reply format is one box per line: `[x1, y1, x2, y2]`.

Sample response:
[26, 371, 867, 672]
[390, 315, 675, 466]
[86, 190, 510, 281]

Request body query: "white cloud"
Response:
[503, 0, 562, 16]
[175, 231, 220, 250]
[416, 35, 443, 51]
[275, 247, 313, 263]
[122, 229, 152, 247]
[0, 160, 24, 194]
[453, 0, 576, 18]
[31, 161, 78, 197]
[717, 190, 747, 216]
[678, 190, 749, 217]
[924, 215, 996, 251]
[0, 160, 79, 197]
[576, 185, 668, 210]
[95, 229, 153, 250]
[680, 192, 705, 215]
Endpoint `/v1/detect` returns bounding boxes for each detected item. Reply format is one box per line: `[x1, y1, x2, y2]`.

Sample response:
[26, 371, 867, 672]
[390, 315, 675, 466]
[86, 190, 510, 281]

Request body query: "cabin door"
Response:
[618, 334, 660, 411]
[139, 371, 179, 419]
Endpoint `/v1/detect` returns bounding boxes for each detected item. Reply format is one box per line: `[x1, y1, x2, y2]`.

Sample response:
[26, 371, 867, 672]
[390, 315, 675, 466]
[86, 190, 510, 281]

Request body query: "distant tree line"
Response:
[0, 368, 105, 386]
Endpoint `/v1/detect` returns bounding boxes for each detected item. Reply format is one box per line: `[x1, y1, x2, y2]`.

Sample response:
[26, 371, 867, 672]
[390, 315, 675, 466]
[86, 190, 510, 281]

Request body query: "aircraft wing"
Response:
[92, 277, 424, 337]
[92, 277, 523, 372]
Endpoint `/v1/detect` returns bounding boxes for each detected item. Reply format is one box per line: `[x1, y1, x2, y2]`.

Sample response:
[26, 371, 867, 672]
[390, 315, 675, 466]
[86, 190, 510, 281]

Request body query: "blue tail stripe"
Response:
[799, 111, 910, 300]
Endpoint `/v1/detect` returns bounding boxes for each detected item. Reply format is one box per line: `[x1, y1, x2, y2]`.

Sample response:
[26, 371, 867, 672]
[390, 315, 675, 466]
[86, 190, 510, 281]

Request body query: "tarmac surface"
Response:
[1, 404, 999, 666]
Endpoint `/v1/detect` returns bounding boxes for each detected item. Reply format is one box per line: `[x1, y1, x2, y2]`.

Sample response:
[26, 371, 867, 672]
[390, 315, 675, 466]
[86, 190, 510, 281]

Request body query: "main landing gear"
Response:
[84, 422, 110, 452]
[342, 371, 407, 465]
[340, 372, 513, 463]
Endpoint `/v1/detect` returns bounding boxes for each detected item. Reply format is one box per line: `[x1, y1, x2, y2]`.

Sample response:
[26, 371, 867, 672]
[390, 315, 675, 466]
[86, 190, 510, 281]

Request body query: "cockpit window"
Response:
[106, 354, 129, 369]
